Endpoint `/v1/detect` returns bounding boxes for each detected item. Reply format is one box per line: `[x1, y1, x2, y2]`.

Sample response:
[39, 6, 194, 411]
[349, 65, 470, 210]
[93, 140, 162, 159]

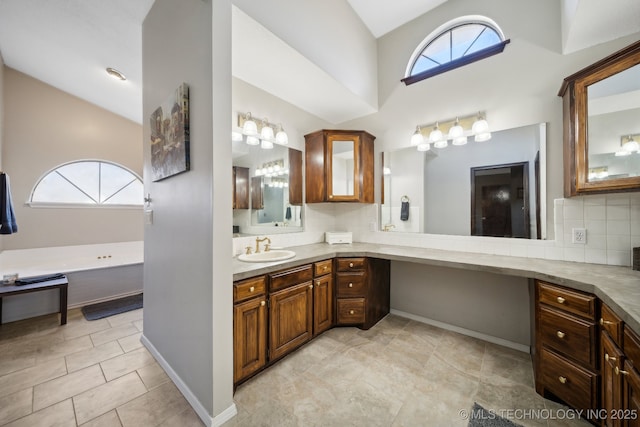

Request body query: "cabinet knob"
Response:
[323, 266, 328, 270]
[349, 310, 355, 315]
[600, 318, 614, 326]
[348, 283, 353, 288]
[349, 263, 354, 268]
[616, 366, 629, 376]
[260, 301, 266, 306]
[316, 281, 321, 285]
[249, 286, 255, 292]
[329, 195, 334, 199]
[558, 376, 567, 384]
[556, 331, 565, 339]
[309, 284, 314, 289]
[556, 296, 565, 304]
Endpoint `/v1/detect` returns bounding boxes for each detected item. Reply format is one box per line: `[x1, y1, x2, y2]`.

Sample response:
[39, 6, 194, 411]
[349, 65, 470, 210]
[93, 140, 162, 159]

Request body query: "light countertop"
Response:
[232, 242, 640, 332]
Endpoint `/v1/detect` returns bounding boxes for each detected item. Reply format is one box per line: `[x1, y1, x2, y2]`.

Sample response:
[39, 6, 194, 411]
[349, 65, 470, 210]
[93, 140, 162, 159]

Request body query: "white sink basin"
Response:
[238, 249, 296, 263]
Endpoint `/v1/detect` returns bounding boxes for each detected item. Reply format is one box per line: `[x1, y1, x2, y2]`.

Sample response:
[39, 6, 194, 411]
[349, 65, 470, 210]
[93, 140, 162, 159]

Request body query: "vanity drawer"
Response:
[314, 260, 333, 276]
[336, 258, 366, 272]
[336, 273, 366, 296]
[540, 348, 598, 411]
[600, 303, 623, 347]
[269, 264, 313, 292]
[538, 281, 596, 320]
[539, 305, 596, 368]
[234, 276, 266, 303]
[336, 298, 366, 324]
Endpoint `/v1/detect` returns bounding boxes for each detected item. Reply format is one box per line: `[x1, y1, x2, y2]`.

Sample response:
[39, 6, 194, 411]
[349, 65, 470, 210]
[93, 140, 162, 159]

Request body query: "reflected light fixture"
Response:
[261, 139, 274, 149]
[417, 142, 430, 152]
[246, 135, 259, 146]
[472, 112, 491, 142]
[429, 122, 443, 144]
[106, 67, 126, 81]
[623, 135, 640, 153]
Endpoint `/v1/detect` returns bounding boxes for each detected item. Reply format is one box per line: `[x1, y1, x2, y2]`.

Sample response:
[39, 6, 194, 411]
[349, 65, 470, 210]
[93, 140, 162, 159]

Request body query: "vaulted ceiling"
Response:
[0, 0, 638, 124]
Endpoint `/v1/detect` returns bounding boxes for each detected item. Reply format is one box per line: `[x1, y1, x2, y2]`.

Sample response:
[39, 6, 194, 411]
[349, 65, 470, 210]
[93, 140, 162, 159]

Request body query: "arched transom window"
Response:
[402, 16, 509, 85]
[29, 160, 143, 207]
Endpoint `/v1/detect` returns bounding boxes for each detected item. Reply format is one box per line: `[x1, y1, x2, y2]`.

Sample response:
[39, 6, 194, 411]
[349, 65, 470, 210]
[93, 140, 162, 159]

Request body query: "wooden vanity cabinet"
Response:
[233, 276, 267, 384]
[335, 257, 390, 330]
[534, 280, 599, 414]
[232, 166, 249, 209]
[268, 265, 314, 361]
[304, 130, 375, 203]
[313, 260, 333, 336]
[623, 326, 640, 427]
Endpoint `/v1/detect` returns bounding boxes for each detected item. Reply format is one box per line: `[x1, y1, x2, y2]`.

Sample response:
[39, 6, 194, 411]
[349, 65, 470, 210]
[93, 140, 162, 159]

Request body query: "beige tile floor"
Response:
[0, 308, 203, 426]
[1, 310, 591, 427]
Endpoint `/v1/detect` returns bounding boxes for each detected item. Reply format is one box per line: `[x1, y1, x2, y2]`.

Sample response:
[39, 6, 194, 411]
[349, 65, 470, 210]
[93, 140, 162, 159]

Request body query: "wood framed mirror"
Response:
[559, 40, 640, 196]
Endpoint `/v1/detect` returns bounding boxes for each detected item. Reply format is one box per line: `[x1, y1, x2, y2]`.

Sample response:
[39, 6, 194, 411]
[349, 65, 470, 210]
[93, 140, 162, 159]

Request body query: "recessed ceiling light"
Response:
[106, 67, 126, 81]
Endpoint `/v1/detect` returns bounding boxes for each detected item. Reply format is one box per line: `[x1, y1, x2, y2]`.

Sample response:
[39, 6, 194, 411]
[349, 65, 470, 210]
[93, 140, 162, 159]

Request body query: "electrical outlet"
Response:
[572, 228, 587, 244]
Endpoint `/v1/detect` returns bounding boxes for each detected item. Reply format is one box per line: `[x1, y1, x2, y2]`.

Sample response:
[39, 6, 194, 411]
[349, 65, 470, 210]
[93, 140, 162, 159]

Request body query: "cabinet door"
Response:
[603, 330, 625, 427]
[250, 176, 263, 209]
[233, 166, 249, 209]
[623, 360, 640, 427]
[269, 281, 313, 361]
[327, 133, 360, 201]
[234, 297, 267, 383]
[313, 274, 333, 336]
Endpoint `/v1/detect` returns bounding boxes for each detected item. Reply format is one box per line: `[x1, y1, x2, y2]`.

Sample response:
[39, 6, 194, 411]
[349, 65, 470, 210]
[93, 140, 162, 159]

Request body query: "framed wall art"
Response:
[150, 83, 190, 181]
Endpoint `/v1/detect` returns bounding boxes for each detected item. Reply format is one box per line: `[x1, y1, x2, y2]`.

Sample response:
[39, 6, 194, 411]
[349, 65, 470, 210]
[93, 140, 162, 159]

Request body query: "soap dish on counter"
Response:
[325, 231, 352, 244]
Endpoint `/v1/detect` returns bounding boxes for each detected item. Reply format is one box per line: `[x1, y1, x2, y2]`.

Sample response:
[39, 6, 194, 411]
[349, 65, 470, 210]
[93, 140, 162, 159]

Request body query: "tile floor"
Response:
[0, 308, 202, 426]
[0, 310, 591, 427]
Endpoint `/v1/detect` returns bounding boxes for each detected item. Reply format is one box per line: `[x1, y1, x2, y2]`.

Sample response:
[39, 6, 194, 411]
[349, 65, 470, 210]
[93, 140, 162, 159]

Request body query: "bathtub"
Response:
[0, 241, 143, 323]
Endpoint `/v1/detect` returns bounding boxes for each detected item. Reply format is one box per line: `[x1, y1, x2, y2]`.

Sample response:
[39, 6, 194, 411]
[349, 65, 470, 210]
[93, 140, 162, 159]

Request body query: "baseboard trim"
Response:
[68, 290, 143, 310]
[390, 309, 530, 353]
[140, 334, 237, 427]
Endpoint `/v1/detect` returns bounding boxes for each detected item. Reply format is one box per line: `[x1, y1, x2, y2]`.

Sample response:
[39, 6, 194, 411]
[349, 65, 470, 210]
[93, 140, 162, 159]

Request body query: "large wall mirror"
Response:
[560, 40, 640, 195]
[381, 123, 547, 239]
[232, 140, 303, 235]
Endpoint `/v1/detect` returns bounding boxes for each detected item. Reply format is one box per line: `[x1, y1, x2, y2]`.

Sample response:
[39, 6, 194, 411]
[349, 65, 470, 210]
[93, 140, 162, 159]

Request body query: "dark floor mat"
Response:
[81, 293, 143, 321]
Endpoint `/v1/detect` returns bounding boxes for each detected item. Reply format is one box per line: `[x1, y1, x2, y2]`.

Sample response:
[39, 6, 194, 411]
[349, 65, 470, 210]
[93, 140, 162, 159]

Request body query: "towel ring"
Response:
[401, 195, 410, 203]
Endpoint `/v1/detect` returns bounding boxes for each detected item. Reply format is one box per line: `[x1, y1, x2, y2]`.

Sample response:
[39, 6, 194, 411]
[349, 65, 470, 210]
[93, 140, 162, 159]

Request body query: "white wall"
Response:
[232, 0, 378, 110]
[142, 0, 234, 424]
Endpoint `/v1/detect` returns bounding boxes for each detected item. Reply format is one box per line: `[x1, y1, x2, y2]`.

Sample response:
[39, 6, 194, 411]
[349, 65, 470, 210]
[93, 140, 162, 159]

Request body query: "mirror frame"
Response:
[559, 40, 640, 196]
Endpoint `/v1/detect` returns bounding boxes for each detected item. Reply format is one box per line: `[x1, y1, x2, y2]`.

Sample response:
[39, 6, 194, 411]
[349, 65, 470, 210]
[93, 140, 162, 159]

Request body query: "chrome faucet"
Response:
[255, 236, 271, 253]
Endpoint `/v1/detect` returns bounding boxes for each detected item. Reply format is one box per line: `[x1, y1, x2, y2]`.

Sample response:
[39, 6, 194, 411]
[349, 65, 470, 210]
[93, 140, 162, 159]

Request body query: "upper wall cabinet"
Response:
[559, 40, 640, 196]
[304, 130, 375, 203]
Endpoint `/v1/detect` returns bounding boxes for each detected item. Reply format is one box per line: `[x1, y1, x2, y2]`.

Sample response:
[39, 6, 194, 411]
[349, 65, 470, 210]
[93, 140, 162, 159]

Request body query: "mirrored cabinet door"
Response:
[560, 40, 640, 196]
[305, 130, 375, 203]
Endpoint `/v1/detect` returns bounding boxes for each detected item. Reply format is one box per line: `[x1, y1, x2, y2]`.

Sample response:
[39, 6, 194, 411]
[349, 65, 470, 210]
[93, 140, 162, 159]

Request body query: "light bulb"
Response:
[429, 123, 443, 144]
[475, 132, 491, 142]
[260, 120, 274, 141]
[472, 114, 489, 135]
[275, 125, 288, 145]
[242, 113, 258, 136]
[448, 118, 464, 140]
[417, 142, 430, 152]
[261, 139, 274, 149]
[411, 126, 425, 146]
[433, 139, 448, 149]
[452, 135, 468, 146]
[246, 136, 259, 146]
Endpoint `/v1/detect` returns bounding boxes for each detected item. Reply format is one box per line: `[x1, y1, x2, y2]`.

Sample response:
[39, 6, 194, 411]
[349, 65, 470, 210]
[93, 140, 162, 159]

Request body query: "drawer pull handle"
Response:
[249, 286, 255, 293]
[600, 318, 614, 326]
[556, 331, 565, 339]
[556, 296, 565, 304]
[260, 301, 266, 306]
[348, 283, 353, 288]
[605, 353, 617, 363]
[323, 266, 328, 270]
[349, 263, 354, 268]
[616, 366, 629, 376]
[558, 376, 567, 384]
[349, 310, 355, 315]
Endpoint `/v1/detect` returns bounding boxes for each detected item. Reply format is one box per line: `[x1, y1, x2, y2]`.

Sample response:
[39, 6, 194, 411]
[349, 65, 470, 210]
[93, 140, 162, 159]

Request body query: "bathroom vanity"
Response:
[232, 242, 640, 422]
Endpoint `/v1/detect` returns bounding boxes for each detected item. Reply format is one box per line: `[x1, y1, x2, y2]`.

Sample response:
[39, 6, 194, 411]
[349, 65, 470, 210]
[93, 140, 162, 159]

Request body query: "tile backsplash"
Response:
[233, 193, 640, 267]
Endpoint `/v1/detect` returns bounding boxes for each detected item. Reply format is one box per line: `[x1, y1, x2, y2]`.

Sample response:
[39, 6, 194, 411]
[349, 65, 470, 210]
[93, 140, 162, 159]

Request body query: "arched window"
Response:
[28, 160, 143, 208]
[402, 16, 509, 86]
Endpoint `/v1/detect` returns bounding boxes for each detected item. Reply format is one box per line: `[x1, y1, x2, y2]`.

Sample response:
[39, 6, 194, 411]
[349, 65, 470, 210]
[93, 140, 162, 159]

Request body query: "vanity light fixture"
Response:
[410, 112, 491, 151]
[106, 67, 126, 81]
[237, 112, 289, 149]
[255, 160, 286, 177]
[275, 124, 289, 145]
[241, 112, 258, 136]
[411, 126, 425, 146]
